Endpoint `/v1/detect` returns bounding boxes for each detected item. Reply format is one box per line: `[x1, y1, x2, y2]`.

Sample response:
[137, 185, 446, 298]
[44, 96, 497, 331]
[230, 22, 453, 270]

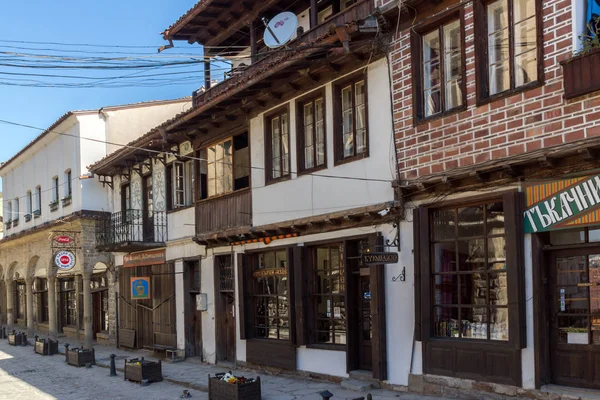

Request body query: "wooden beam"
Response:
[538, 156, 554, 168]
[470, 170, 490, 182]
[579, 148, 598, 161]
[217, 21, 228, 29]
[250, 19, 257, 64]
[210, 2, 229, 8]
[205, 0, 280, 47]
[310, 0, 318, 29]
[198, 11, 219, 19]
[502, 164, 521, 178]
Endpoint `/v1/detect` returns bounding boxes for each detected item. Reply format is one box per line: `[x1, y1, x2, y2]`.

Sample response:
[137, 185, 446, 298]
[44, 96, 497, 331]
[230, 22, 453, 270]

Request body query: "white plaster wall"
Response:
[521, 234, 535, 389]
[201, 253, 217, 364]
[175, 260, 186, 351]
[1, 116, 82, 234]
[103, 100, 191, 154]
[297, 347, 348, 377]
[251, 59, 395, 226]
[78, 114, 111, 212]
[168, 207, 196, 242]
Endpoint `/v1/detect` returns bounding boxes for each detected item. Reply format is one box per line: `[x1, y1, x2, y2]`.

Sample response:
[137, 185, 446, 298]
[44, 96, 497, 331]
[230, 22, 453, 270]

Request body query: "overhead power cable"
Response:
[0, 118, 394, 185]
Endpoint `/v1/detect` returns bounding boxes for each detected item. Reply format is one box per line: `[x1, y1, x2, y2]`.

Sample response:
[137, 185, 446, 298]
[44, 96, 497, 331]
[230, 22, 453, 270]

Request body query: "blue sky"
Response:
[0, 0, 202, 163]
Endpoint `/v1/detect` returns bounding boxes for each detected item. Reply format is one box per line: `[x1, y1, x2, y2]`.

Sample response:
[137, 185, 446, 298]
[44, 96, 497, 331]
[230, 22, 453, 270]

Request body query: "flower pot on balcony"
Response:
[561, 47, 600, 99]
[208, 373, 261, 400]
[61, 196, 72, 207]
[49, 202, 59, 212]
[65, 347, 95, 367]
[124, 358, 163, 384]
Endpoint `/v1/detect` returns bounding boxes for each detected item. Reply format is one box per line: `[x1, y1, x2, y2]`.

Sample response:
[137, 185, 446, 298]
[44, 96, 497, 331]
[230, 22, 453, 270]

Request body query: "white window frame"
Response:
[64, 169, 72, 198]
[35, 185, 42, 215]
[13, 198, 19, 221]
[172, 160, 194, 208]
[52, 176, 59, 203]
[26, 191, 32, 216]
[6, 201, 12, 223]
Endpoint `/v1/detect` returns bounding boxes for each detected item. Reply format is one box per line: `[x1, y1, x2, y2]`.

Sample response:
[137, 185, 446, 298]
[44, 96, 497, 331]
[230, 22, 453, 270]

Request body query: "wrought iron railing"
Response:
[96, 209, 167, 248]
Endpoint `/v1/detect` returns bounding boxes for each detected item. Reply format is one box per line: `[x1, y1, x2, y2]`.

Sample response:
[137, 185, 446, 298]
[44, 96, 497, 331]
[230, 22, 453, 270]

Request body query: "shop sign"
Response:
[55, 251, 75, 271]
[361, 252, 399, 265]
[252, 268, 287, 278]
[131, 277, 150, 300]
[123, 249, 166, 268]
[54, 235, 73, 244]
[524, 175, 600, 233]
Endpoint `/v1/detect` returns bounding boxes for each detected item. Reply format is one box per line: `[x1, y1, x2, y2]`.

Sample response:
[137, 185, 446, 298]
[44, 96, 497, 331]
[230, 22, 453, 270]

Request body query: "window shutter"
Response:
[237, 253, 249, 340]
[503, 190, 526, 349]
[418, 206, 431, 343]
[371, 234, 388, 381]
[292, 246, 306, 346]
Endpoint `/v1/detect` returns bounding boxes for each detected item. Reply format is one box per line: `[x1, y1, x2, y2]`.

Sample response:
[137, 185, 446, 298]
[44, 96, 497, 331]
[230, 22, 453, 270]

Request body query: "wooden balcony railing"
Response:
[195, 189, 252, 235]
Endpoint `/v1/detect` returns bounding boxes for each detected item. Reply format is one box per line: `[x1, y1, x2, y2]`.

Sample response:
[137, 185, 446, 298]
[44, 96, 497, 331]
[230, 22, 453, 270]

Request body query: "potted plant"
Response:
[65, 344, 95, 367]
[49, 200, 59, 212]
[12, 218, 19, 227]
[24, 213, 32, 222]
[61, 195, 72, 207]
[561, 16, 600, 99]
[4, 220, 11, 230]
[208, 372, 261, 400]
[34, 336, 59, 356]
[124, 358, 163, 384]
[8, 331, 26, 346]
[33, 209, 41, 218]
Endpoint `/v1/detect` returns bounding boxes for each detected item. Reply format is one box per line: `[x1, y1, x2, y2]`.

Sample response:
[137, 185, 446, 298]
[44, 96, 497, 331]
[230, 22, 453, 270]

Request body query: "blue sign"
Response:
[131, 277, 150, 300]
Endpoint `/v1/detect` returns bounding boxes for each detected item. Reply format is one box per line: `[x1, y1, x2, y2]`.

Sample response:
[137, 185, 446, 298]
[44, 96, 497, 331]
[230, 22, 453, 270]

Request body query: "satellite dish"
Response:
[263, 12, 299, 49]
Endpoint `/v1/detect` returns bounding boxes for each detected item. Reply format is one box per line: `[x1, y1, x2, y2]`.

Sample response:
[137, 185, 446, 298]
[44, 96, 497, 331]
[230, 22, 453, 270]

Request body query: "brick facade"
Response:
[390, 0, 600, 181]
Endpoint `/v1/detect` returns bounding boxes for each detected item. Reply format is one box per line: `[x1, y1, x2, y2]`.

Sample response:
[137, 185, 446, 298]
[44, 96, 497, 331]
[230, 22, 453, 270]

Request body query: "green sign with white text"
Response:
[524, 175, 600, 233]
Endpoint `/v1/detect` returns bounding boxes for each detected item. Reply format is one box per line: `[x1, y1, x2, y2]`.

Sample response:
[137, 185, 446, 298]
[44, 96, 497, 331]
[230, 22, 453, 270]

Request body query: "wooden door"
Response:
[142, 175, 154, 241]
[215, 255, 236, 363]
[357, 273, 372, 371]
[0, 280, 6, 325]
[184, 260, 203, 358]
[550, 249, 600, 389]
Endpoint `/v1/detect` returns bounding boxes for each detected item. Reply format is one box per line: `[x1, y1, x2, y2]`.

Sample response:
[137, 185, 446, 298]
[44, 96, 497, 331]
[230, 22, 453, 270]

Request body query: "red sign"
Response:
[60, 255, 70, 264]
[55, 235, 73, 244]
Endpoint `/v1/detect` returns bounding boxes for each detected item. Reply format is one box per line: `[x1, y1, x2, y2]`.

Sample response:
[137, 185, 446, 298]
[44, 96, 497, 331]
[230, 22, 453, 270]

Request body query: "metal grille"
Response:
[218, 256, 234, 293]
[95, 209, 167, 248]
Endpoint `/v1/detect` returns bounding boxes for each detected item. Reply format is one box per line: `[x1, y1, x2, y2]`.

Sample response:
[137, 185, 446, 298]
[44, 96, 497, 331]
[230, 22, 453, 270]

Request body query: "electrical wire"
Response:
[0, 118, 394, 185]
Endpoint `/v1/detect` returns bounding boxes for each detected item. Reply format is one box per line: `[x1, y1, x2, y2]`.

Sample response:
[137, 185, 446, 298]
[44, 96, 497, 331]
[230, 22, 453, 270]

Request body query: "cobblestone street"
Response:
[0, 340, 442, 400]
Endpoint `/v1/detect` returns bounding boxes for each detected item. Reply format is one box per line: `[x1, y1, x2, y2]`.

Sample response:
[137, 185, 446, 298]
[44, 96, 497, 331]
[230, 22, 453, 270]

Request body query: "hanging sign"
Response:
[131, 277, 150, 300]
[361, 252, 399, 265]
[54, 235, 73, 244]
[54, 251, 76, 271]
[123, 249, 166, 268]
[524, 175, 600, 233]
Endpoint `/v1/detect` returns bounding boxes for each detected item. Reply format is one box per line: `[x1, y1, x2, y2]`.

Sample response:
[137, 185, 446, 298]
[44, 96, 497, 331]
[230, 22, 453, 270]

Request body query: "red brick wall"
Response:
[391, 0, 600, 181]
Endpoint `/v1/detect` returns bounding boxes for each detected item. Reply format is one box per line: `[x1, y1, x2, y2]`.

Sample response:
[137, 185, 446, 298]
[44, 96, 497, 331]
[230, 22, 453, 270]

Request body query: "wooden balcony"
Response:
[562, 48, 600, 99]
[195, 189, 252, 237]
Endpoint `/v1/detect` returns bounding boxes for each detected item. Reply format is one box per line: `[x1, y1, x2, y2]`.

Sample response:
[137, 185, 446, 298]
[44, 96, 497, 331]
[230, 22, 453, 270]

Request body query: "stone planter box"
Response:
[562, 47, 600, 99]
[34, 337, 59, 356]
[208, 374, 261, 400]
[124, 358, 163, 384]
[65, 347, 95, 367]
[8, 332, 26, 346]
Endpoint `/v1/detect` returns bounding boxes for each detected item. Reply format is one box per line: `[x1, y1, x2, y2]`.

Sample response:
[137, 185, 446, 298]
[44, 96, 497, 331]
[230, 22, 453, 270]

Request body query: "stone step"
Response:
[542, 384, 600, 400]
[341, 379, 373, 392]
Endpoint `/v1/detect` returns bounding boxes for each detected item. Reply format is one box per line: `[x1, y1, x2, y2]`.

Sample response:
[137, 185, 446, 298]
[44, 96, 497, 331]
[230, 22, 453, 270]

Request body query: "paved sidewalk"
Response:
[19, 336, 442, 400]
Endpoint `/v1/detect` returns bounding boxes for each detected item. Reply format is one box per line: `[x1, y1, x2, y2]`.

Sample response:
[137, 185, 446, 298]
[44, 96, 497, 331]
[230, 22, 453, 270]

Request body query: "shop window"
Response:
[34, 278, 49, 323]
[334, 74, 368, 164]
[297, 92, 326, 173]
[412, 16, 465, 121]
[265, 108, 291, 183]
[60, 279, 77, 327]
[199, 132, 249, 199]
[313, 244, 347, 345]
[475, 0, 541, 101]
[251, 250, 290, 340]
[15, 282, 26, 321]
[431, 201, 509, 341]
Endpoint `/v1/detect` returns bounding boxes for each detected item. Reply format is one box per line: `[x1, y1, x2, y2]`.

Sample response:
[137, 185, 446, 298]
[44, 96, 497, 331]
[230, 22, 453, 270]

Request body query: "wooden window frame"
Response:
[411, 9, 467, 125]
[333, 72, 369, 166]
[415, 191, 526, 386]
[474, 0, 544, 106]
[199, 136, 235, 200]
[121, 183, 131, 222]
[265, 105, 292, 185]
[297, 90, 327, 175]
[34, 278, 49, 324]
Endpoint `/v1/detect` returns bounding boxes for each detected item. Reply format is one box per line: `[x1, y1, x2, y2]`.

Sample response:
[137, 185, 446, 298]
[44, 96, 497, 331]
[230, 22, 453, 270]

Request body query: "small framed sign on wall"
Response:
[131, 277, 150, 300]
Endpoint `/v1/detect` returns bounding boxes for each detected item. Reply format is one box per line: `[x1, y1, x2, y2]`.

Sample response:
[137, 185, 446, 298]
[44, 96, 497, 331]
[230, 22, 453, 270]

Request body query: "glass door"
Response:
[551, 250, 600, 388]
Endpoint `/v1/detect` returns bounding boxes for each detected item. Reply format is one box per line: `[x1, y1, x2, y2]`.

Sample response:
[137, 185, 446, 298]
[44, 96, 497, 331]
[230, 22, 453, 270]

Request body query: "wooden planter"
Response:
[34, 338, 59, 356]
[124, 358, 163, 383]
[8, 332, 26, 346]
[208, 375, 261, 400]
[562, 48, 600, 99]
[66, 348, 95, 367]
